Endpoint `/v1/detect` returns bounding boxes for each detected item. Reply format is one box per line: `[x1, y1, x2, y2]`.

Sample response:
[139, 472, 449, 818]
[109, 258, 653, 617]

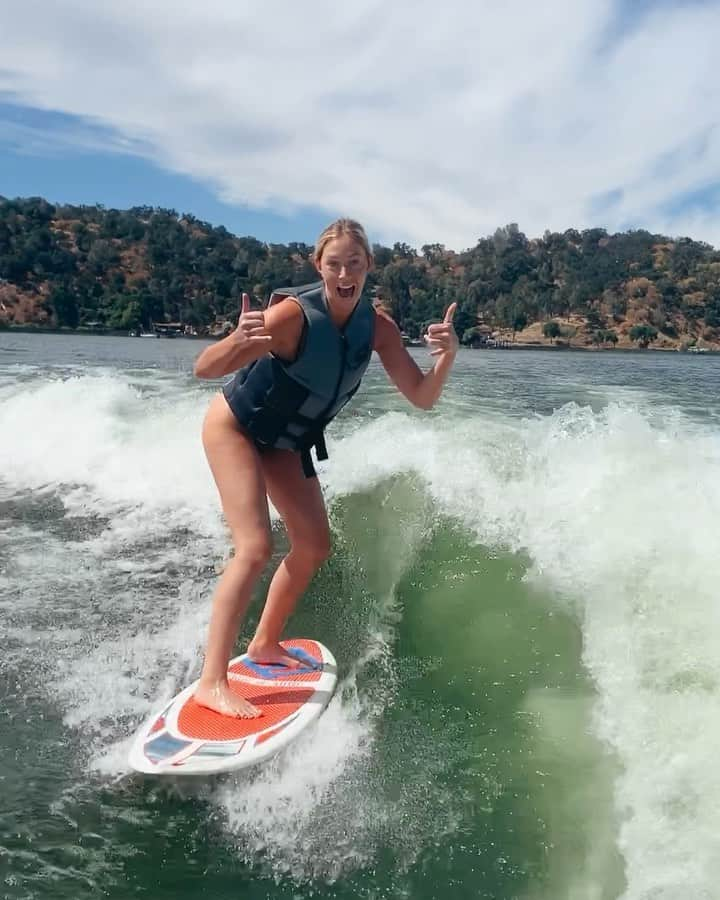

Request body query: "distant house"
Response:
[466, 324, 493, 347]
[152, 322, 185, 338]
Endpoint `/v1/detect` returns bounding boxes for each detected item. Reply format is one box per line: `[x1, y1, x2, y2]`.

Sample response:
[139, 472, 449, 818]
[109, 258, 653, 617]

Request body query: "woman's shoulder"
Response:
[264, 297, 305, 359]
[265, 295, 305, 324]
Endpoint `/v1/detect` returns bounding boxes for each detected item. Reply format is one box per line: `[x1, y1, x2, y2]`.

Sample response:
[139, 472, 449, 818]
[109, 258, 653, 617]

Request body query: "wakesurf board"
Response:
[128, 639, 336, 776]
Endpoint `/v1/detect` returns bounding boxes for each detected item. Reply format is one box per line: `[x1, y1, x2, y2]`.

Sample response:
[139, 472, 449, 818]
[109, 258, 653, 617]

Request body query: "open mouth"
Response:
[337, 285, 355, 300]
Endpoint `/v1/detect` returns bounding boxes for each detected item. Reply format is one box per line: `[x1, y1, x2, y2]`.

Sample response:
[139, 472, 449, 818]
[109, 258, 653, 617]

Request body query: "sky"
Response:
[1, 0, 719, 250]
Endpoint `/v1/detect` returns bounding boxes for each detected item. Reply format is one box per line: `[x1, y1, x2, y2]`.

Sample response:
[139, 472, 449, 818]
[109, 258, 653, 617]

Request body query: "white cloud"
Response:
[1, 0, 719, 248]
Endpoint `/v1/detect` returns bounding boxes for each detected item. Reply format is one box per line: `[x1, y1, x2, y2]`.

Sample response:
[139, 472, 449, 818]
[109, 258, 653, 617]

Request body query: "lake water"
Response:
[2, 333, 720, 900]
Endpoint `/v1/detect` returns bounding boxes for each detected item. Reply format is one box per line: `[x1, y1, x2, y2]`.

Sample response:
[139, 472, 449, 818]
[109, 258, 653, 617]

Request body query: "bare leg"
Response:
[194, 394, 272, 717]
[247, 448, 331, 667]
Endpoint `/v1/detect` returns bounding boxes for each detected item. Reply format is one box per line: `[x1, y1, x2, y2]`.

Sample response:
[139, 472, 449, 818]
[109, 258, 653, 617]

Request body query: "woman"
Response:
[193, 218, 458, 717]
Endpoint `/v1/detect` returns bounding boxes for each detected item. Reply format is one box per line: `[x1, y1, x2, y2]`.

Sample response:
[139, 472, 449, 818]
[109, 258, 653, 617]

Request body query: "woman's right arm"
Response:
[193, 293, 302, 379]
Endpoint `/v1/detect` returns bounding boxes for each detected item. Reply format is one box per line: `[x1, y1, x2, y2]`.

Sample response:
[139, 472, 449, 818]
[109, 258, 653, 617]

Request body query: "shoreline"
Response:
[0, 324, 209, 340]
[1, 324, 717, 354]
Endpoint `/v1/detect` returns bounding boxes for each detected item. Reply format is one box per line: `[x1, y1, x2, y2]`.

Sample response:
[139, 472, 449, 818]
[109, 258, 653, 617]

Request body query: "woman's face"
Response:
[317, 234, 370, 309]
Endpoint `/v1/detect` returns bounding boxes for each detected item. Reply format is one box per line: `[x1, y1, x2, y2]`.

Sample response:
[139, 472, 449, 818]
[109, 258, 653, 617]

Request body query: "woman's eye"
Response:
[326, 259, 362, 271]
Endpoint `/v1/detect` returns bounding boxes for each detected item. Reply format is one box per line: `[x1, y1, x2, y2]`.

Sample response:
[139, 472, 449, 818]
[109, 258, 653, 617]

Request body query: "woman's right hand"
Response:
[194, 293, 273, 378]
[233, 293, 272, 347]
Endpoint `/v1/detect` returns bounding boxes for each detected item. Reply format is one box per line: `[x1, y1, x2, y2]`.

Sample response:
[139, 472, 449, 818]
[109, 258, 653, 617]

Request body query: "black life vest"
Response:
[223, 281, 375, 476]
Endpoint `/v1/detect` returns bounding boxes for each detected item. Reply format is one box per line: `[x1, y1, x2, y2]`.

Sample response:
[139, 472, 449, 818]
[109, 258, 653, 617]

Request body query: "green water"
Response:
[1, 480, 619, 900]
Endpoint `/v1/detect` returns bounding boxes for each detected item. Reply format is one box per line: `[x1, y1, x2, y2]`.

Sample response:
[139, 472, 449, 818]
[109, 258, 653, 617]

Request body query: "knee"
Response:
[292, 532, 331, 570]
[233, 532, 273, 573]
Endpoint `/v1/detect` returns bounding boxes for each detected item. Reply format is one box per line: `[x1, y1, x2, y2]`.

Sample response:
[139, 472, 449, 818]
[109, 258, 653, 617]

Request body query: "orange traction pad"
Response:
[175, 639, 322, 741]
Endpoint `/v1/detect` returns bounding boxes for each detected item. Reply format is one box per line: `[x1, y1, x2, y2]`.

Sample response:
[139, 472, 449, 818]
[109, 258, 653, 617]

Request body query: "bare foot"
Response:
[247, 640, 315, 669]
[193, 680, 261, 718]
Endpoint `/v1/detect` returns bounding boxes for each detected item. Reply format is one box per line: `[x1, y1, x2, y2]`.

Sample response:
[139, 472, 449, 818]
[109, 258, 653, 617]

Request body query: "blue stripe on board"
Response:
[241, 646, 320, 679]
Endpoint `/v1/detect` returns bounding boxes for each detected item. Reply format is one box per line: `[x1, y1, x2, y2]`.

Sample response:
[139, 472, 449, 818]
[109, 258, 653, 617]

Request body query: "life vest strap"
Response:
[315, 431, 328, 462]
[300, 429, 328, 479]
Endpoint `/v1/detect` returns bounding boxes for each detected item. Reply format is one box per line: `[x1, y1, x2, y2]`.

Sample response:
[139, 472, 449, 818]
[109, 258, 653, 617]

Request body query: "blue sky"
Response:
[1, 0, 719, 250]
[0, 105, 328, 244]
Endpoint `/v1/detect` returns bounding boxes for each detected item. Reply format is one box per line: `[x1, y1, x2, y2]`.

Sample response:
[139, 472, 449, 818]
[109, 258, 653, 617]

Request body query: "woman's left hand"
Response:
[424, 303, 459, 357]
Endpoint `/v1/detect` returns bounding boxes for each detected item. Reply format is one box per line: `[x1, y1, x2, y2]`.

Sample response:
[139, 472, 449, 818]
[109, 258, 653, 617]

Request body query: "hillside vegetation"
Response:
[2, 196, 720, 350]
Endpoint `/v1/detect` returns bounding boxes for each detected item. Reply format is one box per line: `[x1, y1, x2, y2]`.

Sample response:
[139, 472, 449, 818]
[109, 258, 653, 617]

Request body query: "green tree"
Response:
[543, 320, 561, 341]
[512, 311, 528, 339]
[629, 324, 658, 347]
[421, 243, 446, 266]
[49, 283, 79, 328]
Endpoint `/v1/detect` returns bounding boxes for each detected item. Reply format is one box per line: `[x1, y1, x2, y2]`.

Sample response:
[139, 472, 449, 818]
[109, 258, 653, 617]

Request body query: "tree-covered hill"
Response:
[2, 196, 719, 350]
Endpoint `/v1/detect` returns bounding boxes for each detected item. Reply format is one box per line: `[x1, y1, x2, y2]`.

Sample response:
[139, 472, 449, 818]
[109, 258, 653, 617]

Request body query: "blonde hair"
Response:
[313, 218, 374, 267]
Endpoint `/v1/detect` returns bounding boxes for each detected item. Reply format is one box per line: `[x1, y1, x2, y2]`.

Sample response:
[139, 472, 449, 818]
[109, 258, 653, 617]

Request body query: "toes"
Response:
[195, 689, 260, 719]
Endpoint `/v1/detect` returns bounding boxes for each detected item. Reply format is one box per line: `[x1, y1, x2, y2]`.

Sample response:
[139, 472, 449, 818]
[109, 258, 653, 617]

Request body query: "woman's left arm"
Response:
[373, 303, 458, 410]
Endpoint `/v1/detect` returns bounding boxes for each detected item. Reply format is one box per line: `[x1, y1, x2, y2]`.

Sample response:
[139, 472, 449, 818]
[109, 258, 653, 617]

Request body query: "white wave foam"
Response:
[326, 401, 720, 900]
[219, 687, 373, 880]
[0, 372, 224, 538]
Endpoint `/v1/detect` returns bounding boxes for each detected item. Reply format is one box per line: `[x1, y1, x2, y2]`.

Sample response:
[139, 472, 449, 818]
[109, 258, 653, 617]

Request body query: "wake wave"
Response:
[3, 370, 720, 896]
